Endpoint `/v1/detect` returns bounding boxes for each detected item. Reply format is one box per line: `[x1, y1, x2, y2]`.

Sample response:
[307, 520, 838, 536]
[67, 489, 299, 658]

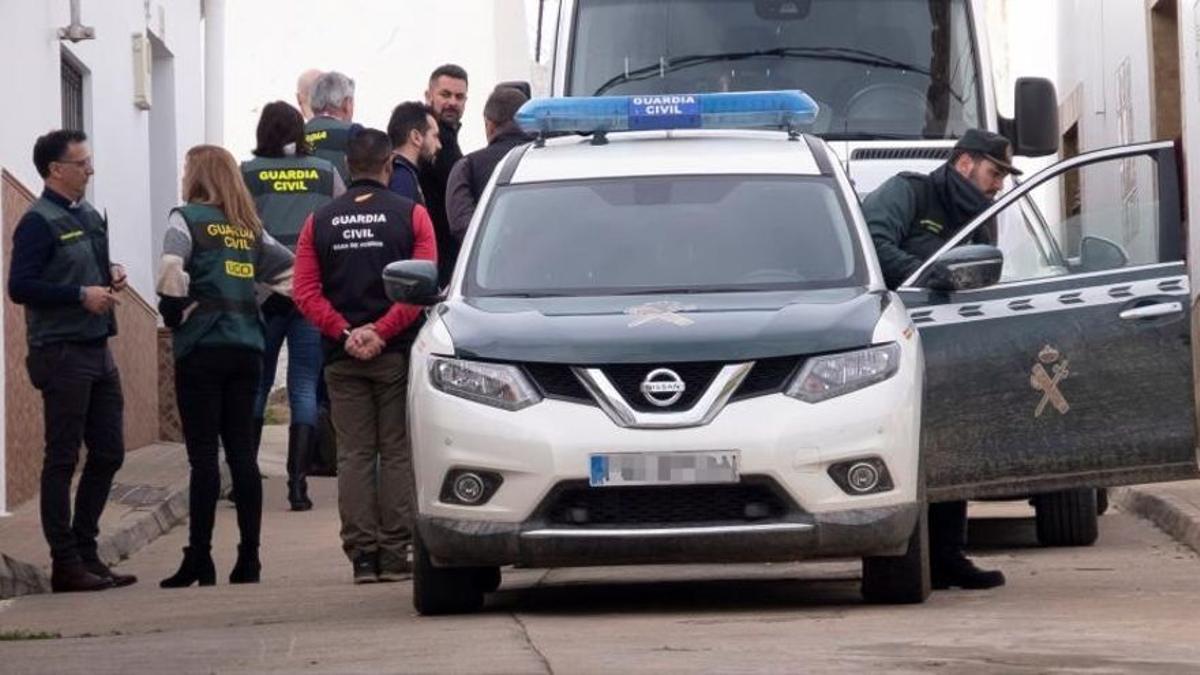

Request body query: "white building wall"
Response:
[0, 0, 208, 300]
[1180, 1, 1200, 298]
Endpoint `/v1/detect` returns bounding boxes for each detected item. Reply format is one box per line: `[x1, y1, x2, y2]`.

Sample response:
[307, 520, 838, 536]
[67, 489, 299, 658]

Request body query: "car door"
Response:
[897, 140, 1198, 502]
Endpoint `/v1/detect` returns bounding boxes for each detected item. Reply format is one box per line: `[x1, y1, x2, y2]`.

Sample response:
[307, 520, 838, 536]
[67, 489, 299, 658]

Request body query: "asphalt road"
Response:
[3, 431, 1199, 674]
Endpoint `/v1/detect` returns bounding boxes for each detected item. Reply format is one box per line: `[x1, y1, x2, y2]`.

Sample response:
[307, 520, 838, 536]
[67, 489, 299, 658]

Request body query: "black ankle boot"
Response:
[229, 543, 261, 584]
[287, 424, 315, 511]
[160, 547, 216, 588]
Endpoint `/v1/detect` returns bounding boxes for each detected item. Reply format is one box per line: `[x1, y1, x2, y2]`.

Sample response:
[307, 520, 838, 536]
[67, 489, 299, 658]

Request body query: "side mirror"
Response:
[1006, 77, 1059, 157]
[1077, 235, 1129, 272]
[383, 260, 442, 305]
[917, 245, 1004, 291]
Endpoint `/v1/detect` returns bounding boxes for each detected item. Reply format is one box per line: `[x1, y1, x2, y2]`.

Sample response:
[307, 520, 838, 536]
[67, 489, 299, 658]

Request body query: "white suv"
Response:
[386, 93, 932, 614]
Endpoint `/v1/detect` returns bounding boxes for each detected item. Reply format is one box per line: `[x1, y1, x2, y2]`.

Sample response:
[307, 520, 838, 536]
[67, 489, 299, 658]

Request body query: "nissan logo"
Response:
[640, 368, 686, 407]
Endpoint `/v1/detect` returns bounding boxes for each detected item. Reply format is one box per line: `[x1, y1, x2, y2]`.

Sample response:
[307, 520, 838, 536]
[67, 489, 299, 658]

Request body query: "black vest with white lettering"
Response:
[311, 180, 418, 353]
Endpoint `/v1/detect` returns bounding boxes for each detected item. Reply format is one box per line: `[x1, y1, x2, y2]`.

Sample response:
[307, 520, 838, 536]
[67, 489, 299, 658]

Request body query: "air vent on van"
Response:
[850, 147, 953, 161]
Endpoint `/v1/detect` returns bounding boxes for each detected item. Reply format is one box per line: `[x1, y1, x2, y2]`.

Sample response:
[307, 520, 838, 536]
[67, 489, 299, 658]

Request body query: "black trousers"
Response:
[27, 342, 125, 565]
[929, 499, 968, 561]
[175, 347, 263, 550]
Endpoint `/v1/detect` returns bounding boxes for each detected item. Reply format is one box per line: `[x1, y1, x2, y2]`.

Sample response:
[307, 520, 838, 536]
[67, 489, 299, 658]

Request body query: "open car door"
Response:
[898, 140, 1198, 502]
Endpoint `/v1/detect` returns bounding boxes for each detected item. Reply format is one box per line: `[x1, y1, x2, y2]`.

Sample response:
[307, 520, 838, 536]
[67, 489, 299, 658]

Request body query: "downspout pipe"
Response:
[203, 0, 225, 144]
[58, 0, 97, 42]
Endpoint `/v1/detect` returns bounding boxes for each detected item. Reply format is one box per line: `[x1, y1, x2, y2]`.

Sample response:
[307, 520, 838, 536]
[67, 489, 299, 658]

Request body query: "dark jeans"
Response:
[176, 347, 263, 549]
[27, 342, 125, 565]
[929, 500, 968, 561]
[254, 309, 325, 427]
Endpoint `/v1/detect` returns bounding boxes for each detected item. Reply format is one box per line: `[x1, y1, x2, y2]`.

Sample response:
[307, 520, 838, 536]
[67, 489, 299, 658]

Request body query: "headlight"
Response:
[785, 343, 901, 403]
[429, 358, 542, 411]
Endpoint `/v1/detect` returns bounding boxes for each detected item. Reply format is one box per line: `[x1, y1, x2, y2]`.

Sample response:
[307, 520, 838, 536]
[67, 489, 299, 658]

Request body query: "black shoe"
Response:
[932, 553, 1006, 590]
[160, 546, 217, 588]
[82, 558, 138, 588]
[51, 561, 113, 593]
[287, 424, 315, 511]
[352, 552, 379, 584]
[229, 544, 261, 584]
[377, 549, 412, 582]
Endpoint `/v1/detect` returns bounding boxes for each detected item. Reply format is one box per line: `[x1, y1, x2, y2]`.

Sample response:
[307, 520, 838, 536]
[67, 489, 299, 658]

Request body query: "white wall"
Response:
[1180, 0, 1200, 298]
[223, 0, 532, 162]
[0, 0, 207, 299]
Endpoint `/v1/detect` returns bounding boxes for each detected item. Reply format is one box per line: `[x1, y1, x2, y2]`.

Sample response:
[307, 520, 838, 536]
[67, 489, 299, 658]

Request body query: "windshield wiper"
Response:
[592, 46, 938, 97]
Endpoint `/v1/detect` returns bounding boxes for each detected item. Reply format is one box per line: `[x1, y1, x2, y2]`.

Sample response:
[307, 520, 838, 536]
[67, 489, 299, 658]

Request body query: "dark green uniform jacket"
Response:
[241, 154, 338, 250]
[861, 163, 993, 290]
[304, 116, 358, 184]
[168, 204, 265, 360]
[22, 197, 115, 346]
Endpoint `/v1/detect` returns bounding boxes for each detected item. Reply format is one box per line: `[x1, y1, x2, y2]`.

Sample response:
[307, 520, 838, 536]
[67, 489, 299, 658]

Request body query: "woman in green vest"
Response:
[241, 101, 343, 512]
[157, 145, 295, 588]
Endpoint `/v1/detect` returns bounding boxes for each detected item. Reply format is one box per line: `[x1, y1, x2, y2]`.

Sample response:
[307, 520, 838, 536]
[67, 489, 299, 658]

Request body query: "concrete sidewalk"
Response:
[1113, 480, 1200, 556]
[0, 440, 226, 598]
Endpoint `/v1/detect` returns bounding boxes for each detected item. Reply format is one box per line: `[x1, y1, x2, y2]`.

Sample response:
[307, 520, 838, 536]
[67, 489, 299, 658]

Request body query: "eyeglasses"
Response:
[54, 157, 93, 170]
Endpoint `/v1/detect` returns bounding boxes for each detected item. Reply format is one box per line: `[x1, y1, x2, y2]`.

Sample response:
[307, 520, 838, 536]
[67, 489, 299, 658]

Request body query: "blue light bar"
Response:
[515, 90, 818, 135]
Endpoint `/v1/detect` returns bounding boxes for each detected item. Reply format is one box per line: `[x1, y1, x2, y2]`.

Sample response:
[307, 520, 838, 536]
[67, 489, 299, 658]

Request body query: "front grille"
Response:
[733, 356, 803, 400]
[850, 147, 952, 161]
[523, 362, 592, 404]
[538, 478, 795, 527]
[602, 362, 721, 412]
[522, 356, 804, 409]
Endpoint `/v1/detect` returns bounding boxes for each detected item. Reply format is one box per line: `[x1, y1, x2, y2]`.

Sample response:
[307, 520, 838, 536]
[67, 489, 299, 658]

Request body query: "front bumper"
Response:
[418, 502, 919, 568]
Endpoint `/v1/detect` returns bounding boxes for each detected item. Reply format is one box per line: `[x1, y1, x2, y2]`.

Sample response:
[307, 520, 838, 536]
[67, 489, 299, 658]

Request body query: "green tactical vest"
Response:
[25, 197, 115, 347]
[170, 204, 264, 360]
[240, 155, 336, 250]
[304, 116, 353, 184]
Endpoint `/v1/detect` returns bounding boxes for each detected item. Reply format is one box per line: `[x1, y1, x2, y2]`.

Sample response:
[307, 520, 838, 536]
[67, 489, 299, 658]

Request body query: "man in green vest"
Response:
[305, 71, 361, 184]
[7, 130, 136, 592]
[862, 128, 1019, 591]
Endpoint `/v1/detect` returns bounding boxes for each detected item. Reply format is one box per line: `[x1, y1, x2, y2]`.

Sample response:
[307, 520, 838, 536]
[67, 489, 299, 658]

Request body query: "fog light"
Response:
[452, 472, 486, 504]
[827, 458, 894, 496]
[439, 469, 503, 506]
[846, 462, 880, 493]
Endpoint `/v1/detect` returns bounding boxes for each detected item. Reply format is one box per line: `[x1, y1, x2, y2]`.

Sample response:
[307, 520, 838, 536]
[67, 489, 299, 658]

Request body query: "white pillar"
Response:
[203, 0, 225, 144]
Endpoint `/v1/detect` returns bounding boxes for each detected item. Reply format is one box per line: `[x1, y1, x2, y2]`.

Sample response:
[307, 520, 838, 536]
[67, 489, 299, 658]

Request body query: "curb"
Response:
[1112, 486, 1200, 555]
[0, 466, 228, 599]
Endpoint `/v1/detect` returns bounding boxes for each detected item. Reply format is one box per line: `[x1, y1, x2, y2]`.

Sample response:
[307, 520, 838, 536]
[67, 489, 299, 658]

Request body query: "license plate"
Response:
[588, 451, 740, 487]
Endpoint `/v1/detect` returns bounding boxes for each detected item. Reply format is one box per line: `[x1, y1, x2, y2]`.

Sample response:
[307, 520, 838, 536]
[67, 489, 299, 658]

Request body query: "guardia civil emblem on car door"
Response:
[1030, 345, 1070, 417]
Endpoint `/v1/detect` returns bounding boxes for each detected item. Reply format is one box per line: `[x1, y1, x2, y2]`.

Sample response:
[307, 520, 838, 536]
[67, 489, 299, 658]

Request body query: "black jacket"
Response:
[446, 124, 534, 239]
[418, 119, 463, 286]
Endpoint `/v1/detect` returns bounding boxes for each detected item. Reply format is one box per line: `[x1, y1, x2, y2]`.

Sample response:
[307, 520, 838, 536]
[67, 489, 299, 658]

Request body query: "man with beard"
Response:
[386, 102, 442, 205]
[862, 128, 1018, 591]
[418, 64, 468, 287]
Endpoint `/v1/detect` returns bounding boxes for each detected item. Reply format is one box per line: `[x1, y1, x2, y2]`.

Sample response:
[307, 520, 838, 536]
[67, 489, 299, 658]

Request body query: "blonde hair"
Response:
[182, 145, 263, 236]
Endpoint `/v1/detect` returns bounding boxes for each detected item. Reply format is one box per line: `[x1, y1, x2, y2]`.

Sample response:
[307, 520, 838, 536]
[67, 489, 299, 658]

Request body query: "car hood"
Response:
[438, 287, 887, 364]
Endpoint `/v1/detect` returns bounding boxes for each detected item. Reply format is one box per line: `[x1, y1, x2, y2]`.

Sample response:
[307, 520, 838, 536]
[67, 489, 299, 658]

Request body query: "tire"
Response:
[473, 566, 502, 594]
[1034, 489, 1099, 547]
[1096, 488, 1109, 516]
[861, 503, 931, 604]
[412, 530, 485, 616]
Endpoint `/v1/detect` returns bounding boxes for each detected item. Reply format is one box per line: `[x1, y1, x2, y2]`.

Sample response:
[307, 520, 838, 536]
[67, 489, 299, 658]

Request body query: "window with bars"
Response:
[61, 56, 85, 132]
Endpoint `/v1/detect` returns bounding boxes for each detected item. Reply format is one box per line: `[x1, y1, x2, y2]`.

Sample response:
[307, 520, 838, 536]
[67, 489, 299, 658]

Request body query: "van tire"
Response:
[1034, 489, 1099, 547]
[412, 530, 485, 615]
[1096, 488, 1109, 516]
[861, 504, 931, 604]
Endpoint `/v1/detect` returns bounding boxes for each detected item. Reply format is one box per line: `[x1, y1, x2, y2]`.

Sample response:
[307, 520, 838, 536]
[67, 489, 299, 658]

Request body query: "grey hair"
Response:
[310, 71, 355, 114]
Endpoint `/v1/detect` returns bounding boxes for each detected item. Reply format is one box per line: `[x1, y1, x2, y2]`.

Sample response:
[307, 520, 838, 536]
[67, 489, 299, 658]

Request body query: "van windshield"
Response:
[568, 0, 983, 140]
[466, 175, 866, 297]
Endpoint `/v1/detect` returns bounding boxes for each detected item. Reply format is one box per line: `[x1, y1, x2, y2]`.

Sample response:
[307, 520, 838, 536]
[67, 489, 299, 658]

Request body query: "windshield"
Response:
[568, 0, 983, 139]
[466, 176, 866, 297]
